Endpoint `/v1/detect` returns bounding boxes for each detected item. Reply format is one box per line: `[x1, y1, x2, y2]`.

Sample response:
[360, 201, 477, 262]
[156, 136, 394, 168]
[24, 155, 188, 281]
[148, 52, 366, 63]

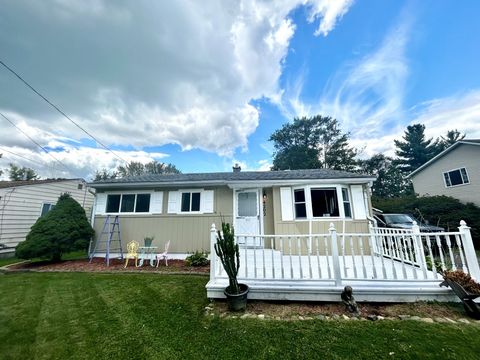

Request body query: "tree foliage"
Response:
[16, 193, 94, 261]
[94, 160, 181, 180]
[8, 163, 38, 181]
[358, 154, 413, 198]
[437, 129, 466, 152]
[270, 115, 357, 171]
[394, 124, 438, 173]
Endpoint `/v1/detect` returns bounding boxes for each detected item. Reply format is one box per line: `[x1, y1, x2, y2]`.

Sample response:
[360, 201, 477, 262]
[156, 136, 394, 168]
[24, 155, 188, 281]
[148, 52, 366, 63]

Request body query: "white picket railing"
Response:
[209, 220, 480, 286]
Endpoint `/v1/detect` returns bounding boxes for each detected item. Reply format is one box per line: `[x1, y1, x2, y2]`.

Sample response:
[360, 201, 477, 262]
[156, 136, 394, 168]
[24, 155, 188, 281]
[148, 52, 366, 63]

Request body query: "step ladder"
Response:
[89, 215, 124, 266]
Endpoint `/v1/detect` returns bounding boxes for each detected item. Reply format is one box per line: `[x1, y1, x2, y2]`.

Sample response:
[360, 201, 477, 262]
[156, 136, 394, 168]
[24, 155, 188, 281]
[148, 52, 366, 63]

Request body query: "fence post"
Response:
[210, 223, 217, 280]
[412, 222, 428, 278]
[459, 220, 480, 280]
[329, 223, 342, 286]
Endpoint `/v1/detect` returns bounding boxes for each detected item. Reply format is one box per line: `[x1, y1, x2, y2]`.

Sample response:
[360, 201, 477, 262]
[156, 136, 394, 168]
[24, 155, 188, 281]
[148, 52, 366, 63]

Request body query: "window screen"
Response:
[191, 192, 201, 211]
[294, 189, 307, 218]
[238, 192, 257, 217]
[342, 188, 352, 218]
[181, 193, 191, 212]
[135, 194, 151, 212]
[106, 194, 121, 213]
[120, 194, 135, 212]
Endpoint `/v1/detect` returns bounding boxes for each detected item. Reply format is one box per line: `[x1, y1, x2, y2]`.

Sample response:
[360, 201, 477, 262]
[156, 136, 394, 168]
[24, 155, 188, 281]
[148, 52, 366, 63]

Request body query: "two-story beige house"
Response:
[409, 140, 480, 206]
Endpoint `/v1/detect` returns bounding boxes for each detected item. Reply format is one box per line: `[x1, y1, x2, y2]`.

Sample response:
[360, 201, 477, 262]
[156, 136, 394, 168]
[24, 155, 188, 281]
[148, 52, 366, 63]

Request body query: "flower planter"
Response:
[224, 283, 249, 311]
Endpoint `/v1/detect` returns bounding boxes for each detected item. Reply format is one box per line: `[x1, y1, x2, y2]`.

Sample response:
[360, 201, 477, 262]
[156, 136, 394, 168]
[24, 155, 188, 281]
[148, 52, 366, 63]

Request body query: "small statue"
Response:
[341, 286, 360, 315]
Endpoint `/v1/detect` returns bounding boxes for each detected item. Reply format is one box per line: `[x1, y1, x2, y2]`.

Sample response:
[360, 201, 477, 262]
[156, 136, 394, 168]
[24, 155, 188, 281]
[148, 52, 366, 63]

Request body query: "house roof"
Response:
[89, 168, 375, 189]
[408, 139, 480, 178]
[0, 178, 84, 190]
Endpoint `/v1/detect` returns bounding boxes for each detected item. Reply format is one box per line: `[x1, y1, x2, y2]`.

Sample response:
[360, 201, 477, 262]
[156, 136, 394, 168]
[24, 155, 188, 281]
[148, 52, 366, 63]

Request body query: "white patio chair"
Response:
[156, 240, 170, 267]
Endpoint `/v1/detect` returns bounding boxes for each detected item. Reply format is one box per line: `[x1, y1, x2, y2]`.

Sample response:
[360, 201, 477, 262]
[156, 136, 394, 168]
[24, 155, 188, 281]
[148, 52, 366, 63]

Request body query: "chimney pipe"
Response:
[232, 163, 241, 172]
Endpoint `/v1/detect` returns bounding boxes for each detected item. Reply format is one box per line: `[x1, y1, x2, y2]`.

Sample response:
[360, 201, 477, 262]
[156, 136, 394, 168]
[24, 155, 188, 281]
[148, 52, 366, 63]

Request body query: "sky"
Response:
[1, 0, 480, 180]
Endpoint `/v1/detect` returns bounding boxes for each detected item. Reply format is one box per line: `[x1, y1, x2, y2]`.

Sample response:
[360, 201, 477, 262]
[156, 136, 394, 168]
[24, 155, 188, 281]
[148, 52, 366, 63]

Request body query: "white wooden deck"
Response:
[206, 222, 480, 302]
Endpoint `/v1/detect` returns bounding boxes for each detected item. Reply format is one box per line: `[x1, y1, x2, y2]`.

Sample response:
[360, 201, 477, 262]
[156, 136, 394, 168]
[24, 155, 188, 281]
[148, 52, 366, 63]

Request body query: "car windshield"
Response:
[383, 214, 415, 224]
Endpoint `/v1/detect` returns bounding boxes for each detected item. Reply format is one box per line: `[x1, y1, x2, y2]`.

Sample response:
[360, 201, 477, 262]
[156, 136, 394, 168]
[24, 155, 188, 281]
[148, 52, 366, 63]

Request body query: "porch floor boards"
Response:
[231, 249, 438, 281]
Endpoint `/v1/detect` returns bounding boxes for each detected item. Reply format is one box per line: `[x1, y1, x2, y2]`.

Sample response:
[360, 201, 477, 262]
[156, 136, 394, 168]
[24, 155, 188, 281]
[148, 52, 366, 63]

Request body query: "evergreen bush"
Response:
[16, 193, 94, 262]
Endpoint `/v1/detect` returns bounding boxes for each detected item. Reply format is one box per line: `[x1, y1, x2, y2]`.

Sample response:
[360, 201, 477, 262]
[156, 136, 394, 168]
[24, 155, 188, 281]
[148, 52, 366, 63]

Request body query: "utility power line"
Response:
[0, 111, 75, 175]
[0, 59, 129, 164]
[0, 146, 45, 167]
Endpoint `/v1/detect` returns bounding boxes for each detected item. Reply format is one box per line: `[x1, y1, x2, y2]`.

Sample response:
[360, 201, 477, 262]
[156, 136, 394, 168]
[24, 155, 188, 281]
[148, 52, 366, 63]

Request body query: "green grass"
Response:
[0, 250, 87, 268]
[1, 273, 479, 360]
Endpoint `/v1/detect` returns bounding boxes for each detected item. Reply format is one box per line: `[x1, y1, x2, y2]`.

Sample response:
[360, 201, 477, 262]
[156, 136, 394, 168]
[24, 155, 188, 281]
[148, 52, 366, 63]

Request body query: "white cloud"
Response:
[0, 0, 354, 176]
[307, 0, 354, 36]
[411, 91, 480, 140]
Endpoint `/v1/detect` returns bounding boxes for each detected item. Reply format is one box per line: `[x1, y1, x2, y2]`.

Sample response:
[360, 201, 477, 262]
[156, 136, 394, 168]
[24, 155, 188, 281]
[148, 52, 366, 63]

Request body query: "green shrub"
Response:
[373, 195, 480, 247]
[185, 251, 209, 267]
[16, 193, 94, 262]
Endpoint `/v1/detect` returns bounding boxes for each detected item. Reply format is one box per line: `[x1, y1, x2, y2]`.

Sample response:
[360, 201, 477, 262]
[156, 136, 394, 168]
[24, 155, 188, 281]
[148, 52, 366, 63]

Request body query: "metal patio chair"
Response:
[156, 240, 171, 267]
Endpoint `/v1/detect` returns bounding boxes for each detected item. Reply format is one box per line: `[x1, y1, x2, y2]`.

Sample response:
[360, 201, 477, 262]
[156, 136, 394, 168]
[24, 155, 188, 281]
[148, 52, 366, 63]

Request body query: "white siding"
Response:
[0, 180, 95, 249]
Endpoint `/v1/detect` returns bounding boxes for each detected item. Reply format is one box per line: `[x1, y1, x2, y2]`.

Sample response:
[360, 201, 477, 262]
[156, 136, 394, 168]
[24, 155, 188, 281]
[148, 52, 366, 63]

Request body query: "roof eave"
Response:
[88, 176, 376, 190]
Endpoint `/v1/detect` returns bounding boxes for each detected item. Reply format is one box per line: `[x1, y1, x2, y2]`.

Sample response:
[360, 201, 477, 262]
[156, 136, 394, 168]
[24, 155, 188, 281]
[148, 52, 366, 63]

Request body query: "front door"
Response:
[235, 190, 262, 247]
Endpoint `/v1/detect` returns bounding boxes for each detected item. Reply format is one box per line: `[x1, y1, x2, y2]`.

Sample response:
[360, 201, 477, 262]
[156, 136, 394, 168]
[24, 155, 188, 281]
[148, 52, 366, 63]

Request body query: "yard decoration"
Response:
[440, 270, 480, 319]
[214, 222, 249, 311]
[16, 193, 94, 262]
[341, 286, 360, 316]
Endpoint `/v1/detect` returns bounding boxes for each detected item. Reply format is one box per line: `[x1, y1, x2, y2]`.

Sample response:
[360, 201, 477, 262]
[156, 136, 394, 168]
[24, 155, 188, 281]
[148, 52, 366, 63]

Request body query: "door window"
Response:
[238, 192, 257, 217]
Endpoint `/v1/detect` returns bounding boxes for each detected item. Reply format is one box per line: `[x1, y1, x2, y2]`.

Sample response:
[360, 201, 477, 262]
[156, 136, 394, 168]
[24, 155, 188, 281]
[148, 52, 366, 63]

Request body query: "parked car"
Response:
[373, 212, 445, 232]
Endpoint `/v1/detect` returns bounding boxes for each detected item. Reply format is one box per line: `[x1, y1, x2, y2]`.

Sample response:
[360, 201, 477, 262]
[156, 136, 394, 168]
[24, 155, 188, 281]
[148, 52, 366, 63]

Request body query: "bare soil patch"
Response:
[212, 300, 466, 320]
[7, 257, 209, 273]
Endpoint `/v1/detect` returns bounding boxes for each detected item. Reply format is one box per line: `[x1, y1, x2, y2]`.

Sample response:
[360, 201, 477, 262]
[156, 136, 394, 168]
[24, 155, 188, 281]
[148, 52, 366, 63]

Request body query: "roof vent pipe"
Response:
[232, 163, 241, 172]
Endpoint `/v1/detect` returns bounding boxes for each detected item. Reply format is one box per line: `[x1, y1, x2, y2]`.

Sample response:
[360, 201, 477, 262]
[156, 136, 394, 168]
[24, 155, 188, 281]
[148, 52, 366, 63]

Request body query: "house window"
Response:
[310, 188, 339, 217]
[181, 192, 201, 212]
[238, 192, 257, 217]
[294, 189, 307, 219]
[342, 188, 352, 218]
[105, 193, 151, 213]
[40, 203, 55, 217]
[443, 168, 469, 187]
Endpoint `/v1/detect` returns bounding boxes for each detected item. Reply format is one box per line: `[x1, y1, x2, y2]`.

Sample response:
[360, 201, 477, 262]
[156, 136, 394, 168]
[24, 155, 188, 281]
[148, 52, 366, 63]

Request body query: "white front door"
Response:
[235, 190, 262, 247]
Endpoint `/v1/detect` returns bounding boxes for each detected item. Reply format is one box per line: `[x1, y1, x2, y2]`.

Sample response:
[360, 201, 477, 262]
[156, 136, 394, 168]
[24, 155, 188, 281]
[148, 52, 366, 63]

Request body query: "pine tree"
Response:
[394, 124, 437, 173]
[8, 163, 39, 180]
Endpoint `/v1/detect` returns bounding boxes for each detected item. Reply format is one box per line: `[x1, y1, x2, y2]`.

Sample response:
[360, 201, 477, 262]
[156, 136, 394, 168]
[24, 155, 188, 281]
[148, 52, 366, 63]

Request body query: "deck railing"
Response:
[209, 220, 480, 285]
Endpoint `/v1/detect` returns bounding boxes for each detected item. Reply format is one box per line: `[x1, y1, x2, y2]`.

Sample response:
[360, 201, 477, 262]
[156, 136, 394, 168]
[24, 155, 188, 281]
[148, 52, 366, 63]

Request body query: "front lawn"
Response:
[1, 273, 479, 359]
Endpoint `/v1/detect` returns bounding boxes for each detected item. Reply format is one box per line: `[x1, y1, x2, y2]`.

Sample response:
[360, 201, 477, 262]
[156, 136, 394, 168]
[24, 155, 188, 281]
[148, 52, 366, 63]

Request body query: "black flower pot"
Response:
[224, 283, 249, 311]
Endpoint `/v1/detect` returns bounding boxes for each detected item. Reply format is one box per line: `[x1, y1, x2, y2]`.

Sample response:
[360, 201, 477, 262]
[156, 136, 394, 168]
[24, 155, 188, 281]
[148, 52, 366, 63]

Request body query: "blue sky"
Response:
[1, 1, 480, 179]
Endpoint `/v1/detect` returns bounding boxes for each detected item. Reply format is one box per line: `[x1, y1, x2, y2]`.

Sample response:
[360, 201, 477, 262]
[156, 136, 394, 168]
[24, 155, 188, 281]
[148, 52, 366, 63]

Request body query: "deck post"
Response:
[210, 223, 217, 279]
[412, 222, 427, 278]
[459, 220, 480, 280]
[329, 223, 342, 286]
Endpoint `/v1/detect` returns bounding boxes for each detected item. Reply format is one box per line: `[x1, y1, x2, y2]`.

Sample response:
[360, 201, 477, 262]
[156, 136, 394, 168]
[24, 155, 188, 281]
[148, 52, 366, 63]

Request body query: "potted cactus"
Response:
[214, 222, 249, 311]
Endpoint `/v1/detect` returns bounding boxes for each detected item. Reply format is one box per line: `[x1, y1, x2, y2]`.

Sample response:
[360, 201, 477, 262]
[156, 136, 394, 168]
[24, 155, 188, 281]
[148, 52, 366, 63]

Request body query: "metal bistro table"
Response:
[137, 246, 158, 267]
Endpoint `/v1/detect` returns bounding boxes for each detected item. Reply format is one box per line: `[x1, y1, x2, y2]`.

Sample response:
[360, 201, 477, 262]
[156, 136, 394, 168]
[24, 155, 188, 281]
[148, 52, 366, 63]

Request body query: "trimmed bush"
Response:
[373, 195, 480, 247]
[185, 251, 209, 267]
[16, 193, 94, 262]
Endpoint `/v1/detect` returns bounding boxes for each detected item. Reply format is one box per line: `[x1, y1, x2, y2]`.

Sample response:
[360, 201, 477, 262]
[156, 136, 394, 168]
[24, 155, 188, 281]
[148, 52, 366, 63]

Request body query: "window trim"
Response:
[341, 187, 352, 219]
[443, 167, 470, 188]
[291, 185, 346, 220]
[179, 190, 203, 214]
[39, 202, 55, 217]
[293, 188, 307, 219]
[104, 191, 154, 215]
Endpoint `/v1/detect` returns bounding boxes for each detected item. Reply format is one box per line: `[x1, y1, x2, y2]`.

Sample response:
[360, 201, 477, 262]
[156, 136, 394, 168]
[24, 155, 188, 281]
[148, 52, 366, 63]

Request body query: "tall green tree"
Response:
[8, 163, 39, 181]
[94, 169, 118, 181]
[437, 129, 466, 152]
[95, 160, 181, 180]
[269, 115, 357, 171]
[358, 154, 413, 198]
[144, 161, 180, 175]
[0, 153, 3, 176]
[394, 124, 438, 173]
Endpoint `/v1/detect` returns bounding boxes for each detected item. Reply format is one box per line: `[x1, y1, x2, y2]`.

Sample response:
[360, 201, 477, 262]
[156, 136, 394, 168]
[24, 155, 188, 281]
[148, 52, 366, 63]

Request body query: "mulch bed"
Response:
[6, 257, 210, 273]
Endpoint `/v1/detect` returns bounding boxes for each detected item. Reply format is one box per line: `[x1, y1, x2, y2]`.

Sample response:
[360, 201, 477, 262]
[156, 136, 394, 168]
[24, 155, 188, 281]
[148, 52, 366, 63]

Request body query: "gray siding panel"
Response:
[411, 144, 480, 206]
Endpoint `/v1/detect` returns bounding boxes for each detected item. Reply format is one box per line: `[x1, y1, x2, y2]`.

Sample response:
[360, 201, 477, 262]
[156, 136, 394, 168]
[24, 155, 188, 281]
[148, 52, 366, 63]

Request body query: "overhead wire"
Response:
[0, 111, 77, 176]
[0, 59, 129, 164]
[0, 146, 46, 167]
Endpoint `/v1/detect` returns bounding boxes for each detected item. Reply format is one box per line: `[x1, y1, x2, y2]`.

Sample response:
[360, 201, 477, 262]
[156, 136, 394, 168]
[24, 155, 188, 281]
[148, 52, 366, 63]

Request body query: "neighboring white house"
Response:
[0, 179, 94, 257]
[408, 140, 480, 206]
